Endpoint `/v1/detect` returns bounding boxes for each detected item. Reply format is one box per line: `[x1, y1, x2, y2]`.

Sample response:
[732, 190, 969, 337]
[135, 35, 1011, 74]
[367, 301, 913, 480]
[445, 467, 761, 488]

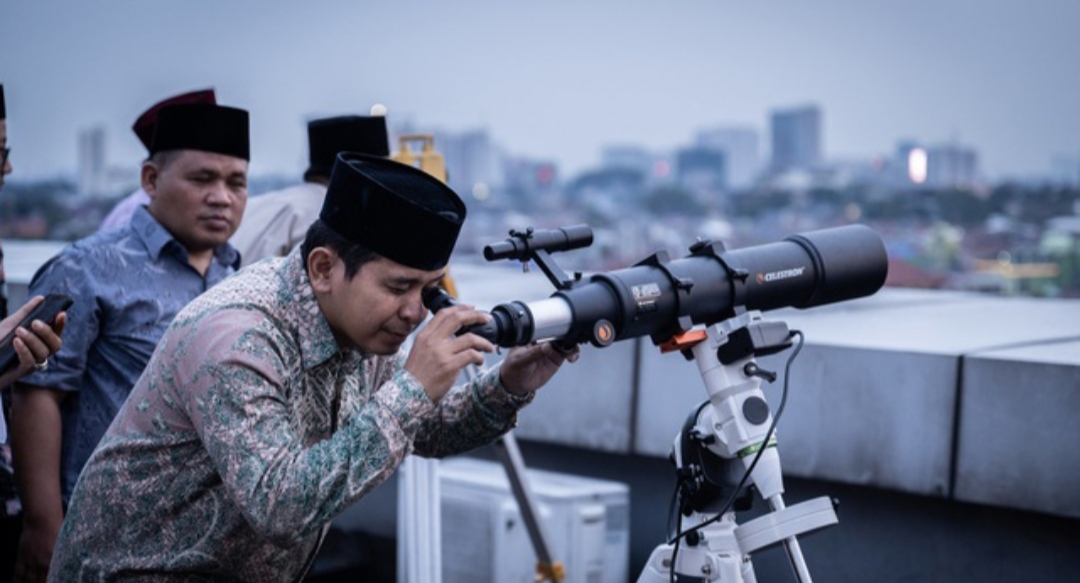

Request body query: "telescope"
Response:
[429, 223, 889, 582]
[424, 223, 888, 350]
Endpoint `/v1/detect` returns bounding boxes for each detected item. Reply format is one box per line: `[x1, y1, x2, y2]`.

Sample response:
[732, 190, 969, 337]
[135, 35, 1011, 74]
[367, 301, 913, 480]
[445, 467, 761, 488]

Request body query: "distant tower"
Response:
[601, 145, 653, 175]
[675, 146, 726, 192]
[695, 127, 760, 189]
[78, 126, 107, 197]
[435, 129, 501, 200]
[1051, 155, 1080, 188]
[895, 139, 926, 186]
[926, 142, 979, 189]
[769, 105, 822, 174]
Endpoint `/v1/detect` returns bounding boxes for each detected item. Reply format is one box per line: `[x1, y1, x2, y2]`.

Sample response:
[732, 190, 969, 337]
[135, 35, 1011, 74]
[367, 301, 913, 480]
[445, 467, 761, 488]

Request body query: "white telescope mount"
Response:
[637, 310, 839, 583]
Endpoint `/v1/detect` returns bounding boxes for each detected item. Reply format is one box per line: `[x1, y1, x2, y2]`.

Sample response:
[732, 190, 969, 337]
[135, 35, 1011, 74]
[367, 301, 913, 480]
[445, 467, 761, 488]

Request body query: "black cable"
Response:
[666, 399, 709, 583]
[670, 509, 682, 583]
[666, 330, 805, 549]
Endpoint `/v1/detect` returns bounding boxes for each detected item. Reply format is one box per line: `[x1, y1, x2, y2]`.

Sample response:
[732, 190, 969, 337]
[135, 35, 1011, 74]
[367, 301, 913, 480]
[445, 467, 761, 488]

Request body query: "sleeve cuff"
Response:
[469, 364, 534, 424]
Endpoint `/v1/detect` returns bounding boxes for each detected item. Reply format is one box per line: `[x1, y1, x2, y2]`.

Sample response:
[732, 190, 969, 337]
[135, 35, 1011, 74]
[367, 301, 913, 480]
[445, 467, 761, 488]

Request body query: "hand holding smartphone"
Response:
[0, 293, 73, 378]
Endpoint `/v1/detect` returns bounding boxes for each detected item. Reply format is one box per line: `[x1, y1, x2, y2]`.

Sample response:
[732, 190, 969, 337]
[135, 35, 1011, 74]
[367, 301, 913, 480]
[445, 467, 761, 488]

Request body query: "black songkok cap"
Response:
[307, 116, 389, 178]
[133, 88, 216, 151]
[0, 84, 6, 120]
[150, 103, 250, 161]
[320, 153, 466, 270]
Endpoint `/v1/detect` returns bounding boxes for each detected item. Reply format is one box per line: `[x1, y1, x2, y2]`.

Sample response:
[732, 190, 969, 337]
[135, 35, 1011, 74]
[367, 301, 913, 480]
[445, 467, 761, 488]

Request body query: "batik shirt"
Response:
[20, 205, 240, 503]
[50, 249, 531, 582]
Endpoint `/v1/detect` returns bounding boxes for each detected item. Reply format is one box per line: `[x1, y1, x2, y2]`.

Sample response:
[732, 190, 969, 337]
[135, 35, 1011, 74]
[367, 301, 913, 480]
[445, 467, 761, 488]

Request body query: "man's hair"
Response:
[301, 219, 378, 280]
[150, 150, 181, 170]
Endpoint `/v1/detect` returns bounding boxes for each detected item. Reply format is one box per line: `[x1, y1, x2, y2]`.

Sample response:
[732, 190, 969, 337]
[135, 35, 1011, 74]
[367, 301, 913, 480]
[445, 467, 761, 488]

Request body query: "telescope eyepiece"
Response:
[421, 286, 457, 314]
[422, 286, 534, 346]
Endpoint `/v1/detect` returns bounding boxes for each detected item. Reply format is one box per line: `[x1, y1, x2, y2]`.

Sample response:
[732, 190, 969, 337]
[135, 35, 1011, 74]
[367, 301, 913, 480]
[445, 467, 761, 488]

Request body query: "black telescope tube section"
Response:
[533, 224, 888, 346]
[716, 224, 888, 312]
[484, 224, 594, 261]
[784, 224, 889, 307]
[447, 224, 889, 348]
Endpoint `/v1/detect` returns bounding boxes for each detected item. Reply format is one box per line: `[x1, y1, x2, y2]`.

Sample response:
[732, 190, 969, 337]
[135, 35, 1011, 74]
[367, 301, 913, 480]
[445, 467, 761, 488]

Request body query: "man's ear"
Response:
[307, 247, 337, 294]
[141, 160, 159, 199]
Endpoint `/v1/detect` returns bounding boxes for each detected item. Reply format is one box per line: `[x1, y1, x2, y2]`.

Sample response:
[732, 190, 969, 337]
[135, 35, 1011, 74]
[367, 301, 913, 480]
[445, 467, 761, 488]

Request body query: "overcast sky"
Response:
[2, 0, 1078, 181]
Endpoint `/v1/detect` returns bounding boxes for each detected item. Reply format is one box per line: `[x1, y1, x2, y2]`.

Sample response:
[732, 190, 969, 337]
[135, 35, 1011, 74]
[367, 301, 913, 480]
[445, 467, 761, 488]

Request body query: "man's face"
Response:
[318, 254, 445, 355]
[144, 150, 248, 253]
[0, 120, 11, 191]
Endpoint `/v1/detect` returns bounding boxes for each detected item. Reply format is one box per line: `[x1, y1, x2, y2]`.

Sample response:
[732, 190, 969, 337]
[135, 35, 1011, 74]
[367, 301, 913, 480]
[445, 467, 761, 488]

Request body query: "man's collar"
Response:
[130, 204, 174, 261]
[281, 249, 353, 370]
[131, 204, 240, 269]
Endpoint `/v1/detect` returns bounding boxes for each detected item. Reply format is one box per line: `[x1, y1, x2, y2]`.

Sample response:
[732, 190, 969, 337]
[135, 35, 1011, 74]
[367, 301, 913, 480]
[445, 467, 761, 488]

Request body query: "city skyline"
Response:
[2, 0, 1078, 182]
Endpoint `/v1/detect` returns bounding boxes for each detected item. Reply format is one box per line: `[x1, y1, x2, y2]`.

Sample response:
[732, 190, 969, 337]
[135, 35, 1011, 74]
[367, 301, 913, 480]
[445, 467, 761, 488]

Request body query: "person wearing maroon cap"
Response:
[50, 153, 578, 581]
[97, 88, 216, 232]
[11, 102, 249, 583]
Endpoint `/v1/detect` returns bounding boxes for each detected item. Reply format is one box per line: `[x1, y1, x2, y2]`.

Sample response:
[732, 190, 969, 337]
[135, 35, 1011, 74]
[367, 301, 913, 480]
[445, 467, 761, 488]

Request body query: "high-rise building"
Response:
[675, 146, 726, 193]
[894, 139, 926, 186]
[600, 144, 672, 187]
[695, 127, 760, 189]
[434, 129, 502, 201]
[926, 143, 979, 190]
[78, 125, 107, 197]
[502, 155, 560, 209]
[769, 105, 822, 174]
[1051, 156, 1080, 188]
[601, 145, 653, 175]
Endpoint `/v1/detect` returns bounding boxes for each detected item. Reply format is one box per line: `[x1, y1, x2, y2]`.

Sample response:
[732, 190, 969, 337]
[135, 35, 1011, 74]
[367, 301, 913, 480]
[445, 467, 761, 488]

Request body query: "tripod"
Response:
[637, 311, 838, 583]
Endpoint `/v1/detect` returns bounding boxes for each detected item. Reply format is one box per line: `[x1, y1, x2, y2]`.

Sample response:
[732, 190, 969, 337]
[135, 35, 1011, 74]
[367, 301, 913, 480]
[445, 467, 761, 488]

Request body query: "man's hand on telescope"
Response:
[406, 304, 495, 403]
[499, 342, 580, 397]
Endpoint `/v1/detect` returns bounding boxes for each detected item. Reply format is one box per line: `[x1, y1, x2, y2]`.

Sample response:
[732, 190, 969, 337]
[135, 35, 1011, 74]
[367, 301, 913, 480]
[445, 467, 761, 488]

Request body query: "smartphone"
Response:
[0, 293, 74, 377]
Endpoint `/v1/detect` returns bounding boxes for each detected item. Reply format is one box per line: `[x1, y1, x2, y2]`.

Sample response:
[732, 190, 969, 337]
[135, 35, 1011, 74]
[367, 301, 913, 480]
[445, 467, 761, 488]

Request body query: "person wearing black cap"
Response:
[0, 83, 69, 583]
[98, 88, 217, 232]
[10, 101, 249, 583]
[230, 113, 390, 266]
[49, 153, 578, 581]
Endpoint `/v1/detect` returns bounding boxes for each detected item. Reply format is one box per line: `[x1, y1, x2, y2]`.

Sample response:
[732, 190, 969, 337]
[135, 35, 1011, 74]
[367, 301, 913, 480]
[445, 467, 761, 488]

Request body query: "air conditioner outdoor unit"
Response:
[440, 457, 629, 583]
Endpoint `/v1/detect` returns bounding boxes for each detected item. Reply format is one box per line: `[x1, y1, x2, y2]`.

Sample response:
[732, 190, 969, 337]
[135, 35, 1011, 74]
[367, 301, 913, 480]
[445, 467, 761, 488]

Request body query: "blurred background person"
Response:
[10, 101, 249, 583]
[230, 112, 388, 266]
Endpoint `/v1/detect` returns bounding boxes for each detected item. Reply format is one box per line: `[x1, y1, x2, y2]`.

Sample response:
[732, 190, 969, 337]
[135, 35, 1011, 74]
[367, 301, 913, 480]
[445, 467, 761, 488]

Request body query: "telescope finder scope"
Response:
[483, 224, 594, 262]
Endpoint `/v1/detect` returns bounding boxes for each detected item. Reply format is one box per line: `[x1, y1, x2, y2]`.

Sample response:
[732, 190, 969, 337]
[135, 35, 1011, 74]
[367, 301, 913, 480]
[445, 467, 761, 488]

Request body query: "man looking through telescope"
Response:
[48, 153, 578, 582]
